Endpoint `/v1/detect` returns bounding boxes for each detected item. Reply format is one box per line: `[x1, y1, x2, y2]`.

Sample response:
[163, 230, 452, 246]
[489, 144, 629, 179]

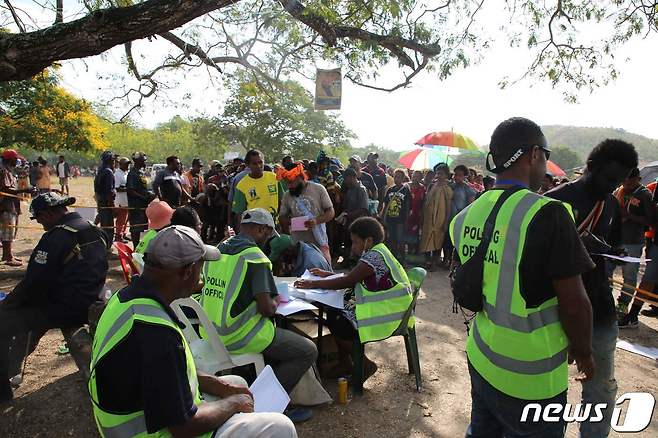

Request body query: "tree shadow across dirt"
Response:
[1, 372, 97, 438]
[296, 271, 473, 437]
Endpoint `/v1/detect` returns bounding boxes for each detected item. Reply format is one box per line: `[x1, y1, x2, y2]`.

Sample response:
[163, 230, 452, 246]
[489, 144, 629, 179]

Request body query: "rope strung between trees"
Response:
[0, 192, 147, 210]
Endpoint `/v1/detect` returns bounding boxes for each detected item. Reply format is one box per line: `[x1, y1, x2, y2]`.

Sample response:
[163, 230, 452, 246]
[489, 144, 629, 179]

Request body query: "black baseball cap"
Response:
[30, 192, 76, 219]
[486, 117, 550, 174]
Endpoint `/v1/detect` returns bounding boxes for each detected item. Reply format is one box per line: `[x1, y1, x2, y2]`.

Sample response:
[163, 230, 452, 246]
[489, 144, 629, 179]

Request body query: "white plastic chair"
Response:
[171, 298, 265, 376]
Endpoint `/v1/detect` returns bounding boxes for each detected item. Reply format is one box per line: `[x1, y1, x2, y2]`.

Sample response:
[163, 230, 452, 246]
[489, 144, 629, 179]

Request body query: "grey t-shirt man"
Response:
[279, 181, 332, 247]
[216, 234, 278, 317]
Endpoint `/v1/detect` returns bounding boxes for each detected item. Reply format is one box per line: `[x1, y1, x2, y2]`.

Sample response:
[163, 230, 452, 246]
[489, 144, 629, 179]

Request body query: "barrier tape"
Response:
[609, 278, 658, 306]
[3, 223, 149, 230]
[0, 191, 147, 210]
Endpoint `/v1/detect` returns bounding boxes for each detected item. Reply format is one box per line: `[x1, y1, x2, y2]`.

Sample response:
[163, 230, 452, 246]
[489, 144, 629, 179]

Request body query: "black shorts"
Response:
[129, 209, 148, 234]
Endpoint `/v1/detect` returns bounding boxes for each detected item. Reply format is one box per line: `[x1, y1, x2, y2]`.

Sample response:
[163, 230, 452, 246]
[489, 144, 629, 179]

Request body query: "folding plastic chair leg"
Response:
[408, 328, 422, 391]
[352, 341, 365, 396]
[404, 335, 414, 375]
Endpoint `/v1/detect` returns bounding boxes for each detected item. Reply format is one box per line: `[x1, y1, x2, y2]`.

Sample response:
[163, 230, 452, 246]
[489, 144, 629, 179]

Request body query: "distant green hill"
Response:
[542, 125, 658, 164]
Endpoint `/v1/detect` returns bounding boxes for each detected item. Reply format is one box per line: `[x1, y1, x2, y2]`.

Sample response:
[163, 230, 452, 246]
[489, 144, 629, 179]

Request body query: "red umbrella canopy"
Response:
[547, 160, 566, 178]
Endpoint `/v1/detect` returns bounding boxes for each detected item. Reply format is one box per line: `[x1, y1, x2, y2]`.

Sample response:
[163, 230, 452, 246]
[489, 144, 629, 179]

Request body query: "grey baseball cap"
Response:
[144, 225, 220, 268]
[241, 208, 279, 237]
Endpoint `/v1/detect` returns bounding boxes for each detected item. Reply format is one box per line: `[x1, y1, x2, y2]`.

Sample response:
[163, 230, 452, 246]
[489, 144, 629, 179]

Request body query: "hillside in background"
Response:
[542, 125, 658, 164]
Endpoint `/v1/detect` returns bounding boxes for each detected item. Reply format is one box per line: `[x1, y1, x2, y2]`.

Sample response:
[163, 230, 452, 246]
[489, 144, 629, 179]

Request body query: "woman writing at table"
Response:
[295, 217, 413, 381]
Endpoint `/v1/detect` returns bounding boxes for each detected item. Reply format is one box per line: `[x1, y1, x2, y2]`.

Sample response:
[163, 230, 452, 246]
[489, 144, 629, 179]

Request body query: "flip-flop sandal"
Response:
[5, 259, 22, 267]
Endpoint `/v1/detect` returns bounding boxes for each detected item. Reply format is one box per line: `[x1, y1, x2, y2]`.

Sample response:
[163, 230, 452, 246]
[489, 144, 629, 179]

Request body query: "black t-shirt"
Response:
[618, 185, 653, 245]
[519, 201, 595, 307]
[93, 278, 196, 433]
[383, 184, 411, 224]
[546, 181, 621, 325]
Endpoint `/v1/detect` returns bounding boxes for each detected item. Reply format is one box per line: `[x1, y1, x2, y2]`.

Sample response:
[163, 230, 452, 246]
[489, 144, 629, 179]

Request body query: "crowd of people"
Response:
[1, 116, 658, 438]
[89, 146, 582, 277]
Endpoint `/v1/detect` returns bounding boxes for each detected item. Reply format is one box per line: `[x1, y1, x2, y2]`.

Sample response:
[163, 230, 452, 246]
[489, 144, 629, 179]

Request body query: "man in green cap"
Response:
[269, 234, 332, 277]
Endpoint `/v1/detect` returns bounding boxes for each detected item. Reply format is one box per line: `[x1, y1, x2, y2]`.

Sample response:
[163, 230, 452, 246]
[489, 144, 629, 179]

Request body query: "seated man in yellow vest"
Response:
[201, 208, 318, 423]
[294, 217, 413, 382]
[90, 225, 297, 437]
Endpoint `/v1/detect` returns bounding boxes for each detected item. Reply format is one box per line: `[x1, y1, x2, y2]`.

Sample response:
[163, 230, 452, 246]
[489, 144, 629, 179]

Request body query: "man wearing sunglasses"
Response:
[453, 117, 595, 437]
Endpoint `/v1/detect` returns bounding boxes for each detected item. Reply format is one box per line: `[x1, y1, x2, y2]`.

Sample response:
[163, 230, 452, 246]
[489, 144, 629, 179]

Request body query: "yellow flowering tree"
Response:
[0, 72, 107, 152]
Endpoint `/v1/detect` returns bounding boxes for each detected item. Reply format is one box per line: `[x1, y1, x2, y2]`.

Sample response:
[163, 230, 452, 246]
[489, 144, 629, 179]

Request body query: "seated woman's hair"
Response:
[349, 217, 385, 244]
[171, 205, 200, 229]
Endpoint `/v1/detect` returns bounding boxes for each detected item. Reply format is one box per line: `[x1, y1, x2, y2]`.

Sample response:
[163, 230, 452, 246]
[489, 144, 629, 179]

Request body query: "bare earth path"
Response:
[1, 178, 656, 437]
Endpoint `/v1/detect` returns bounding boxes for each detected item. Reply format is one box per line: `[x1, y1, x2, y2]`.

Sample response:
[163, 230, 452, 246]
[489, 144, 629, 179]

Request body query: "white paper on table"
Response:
[289, 287, 345, 309]
[275, 282, 291, 302]
[301, 269, 345, 282]
[290, 216, 309, 232]
[593, 254, 650, 263]
[276, 298, 318, 316]
[249, 365, 290, 413]
[616, 339, 658, 360]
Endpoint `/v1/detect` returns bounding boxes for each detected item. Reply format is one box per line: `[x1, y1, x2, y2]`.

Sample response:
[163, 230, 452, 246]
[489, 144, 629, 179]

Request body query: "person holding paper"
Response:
[278, 162, 334, 264]
[201, 208, 317, 423]
[294, 217, 413, 381]
[89, 225, 297, 437]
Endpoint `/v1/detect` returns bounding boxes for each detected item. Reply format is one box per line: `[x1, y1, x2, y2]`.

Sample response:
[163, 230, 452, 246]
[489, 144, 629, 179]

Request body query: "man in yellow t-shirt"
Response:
[232, 150, 284, 228]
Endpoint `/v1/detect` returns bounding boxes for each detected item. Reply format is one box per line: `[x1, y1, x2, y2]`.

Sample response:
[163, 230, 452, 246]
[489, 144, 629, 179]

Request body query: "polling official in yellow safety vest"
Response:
[449, 117, 596, 437]
[294, 216, 413, 385]
[89, 225, 297, 437]
[200, 208, 318, 404]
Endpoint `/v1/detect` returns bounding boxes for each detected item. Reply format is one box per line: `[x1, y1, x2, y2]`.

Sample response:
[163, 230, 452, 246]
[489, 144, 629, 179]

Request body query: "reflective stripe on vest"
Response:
[200, 246, 275, 354]
[135, 229, 157, 255]
[450, 189, 570, 400]
[354, 243, 413, 343]
[89, 295, 208, 438]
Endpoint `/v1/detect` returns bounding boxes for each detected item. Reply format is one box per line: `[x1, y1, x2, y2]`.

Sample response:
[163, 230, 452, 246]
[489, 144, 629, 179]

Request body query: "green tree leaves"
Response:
[0, 71, 108, 152]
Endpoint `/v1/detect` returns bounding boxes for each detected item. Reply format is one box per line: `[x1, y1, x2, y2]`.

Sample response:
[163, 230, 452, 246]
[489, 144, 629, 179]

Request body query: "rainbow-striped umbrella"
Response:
[415, 131, 480, 150]
[398, 146, 456, 170]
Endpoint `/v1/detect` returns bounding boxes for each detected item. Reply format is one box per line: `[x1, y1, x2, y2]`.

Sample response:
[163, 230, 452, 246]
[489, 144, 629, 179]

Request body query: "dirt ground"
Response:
[1, 177, 657, 437]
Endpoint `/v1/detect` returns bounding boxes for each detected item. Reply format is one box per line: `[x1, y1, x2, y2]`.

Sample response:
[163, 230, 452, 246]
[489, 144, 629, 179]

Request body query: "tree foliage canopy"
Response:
[219, 74, 355, 161]
[1, 1, 656, 117]
[0, 71, 108, 152]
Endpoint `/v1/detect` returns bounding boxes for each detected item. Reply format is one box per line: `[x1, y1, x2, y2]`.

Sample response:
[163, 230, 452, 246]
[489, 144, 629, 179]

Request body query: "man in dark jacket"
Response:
[0, 192, 109, 402]
[94, 150, 116, 242]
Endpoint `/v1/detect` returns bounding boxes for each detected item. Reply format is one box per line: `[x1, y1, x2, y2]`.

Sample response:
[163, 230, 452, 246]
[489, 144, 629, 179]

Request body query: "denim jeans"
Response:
[610, 244, 644, 305]
[579, 321, 619, 438]
[466, 362, 567, 438]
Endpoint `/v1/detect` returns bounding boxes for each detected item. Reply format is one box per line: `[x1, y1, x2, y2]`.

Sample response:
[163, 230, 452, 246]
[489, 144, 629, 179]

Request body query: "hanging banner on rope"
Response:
[314, 68, 342, 110]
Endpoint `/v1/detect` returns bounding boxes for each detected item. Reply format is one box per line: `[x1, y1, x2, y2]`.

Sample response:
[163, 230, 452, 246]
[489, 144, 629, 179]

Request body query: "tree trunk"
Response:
[0, 0, 237, 81]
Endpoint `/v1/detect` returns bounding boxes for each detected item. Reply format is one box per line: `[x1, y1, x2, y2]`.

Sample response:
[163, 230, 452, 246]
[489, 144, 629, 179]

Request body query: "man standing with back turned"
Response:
[451, 117, 595, 437]
[547, 139, 637, 437]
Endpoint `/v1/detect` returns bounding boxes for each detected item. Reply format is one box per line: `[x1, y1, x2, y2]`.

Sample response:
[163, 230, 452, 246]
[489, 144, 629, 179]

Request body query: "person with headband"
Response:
[278, 162, 334, 263]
